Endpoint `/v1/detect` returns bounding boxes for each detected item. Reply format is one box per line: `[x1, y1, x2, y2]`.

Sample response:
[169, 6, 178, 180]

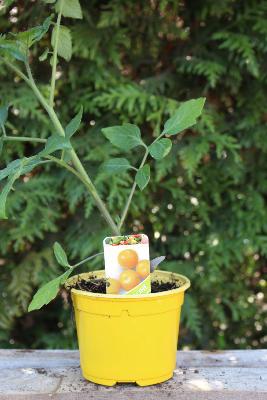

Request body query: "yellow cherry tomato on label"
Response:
[106, 278, 121, 294]
[136, 259, 150, 279]
[119, 270, 140, 291]
[118, 249, 138, 269]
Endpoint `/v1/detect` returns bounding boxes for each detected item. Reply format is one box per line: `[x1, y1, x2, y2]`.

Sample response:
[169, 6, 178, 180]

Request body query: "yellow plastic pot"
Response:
[69, 270, 190, 386]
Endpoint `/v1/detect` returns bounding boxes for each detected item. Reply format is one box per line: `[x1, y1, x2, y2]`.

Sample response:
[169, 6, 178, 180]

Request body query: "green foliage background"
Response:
[0, 0, 266, 350]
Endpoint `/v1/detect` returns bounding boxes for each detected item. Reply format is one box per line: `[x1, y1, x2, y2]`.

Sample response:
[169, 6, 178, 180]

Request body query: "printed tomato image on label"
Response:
[103, 234, 151, 295]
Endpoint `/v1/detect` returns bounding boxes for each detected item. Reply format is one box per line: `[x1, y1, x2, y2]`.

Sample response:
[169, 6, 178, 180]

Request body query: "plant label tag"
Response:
[103, 234, 151, 295]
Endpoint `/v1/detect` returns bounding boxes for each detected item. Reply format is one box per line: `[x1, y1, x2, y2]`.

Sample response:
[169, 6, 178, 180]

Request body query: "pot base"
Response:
[83, 371, 173, 387]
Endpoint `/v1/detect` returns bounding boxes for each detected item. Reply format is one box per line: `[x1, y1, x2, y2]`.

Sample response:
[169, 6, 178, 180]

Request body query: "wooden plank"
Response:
[0, 392, 266, 400]
[0, 350, 80, 369]
[0, 349, 266, 368]
[176, 349, 267, 368]
[0, 350, 265, 400]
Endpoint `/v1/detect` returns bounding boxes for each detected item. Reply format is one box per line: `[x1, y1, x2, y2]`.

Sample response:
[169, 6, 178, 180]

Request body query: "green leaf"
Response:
[28, 269, 73, 312]
[0, 162, 22, 219]
[0, 158, 47, 220]
[135, 164, 150, 190]
[51, 25, 72, 61]
[149, 138, 172, 160]
[0, 157, 48, 182]
[16, 16, 52, 47]
[40, 135, 72, 156]
[21, 158, 49, 177]
[0, 156, 46, 219]
[65, 106, 83, 139]
[53, 242, 69, 267]
[0, 137, 3, 156]
[162, 97, 206, 135]
[0, 105, 8, 126]
[56, 0, 83, 19]
[0, 17, 51, 62]
[0, 39, 26, 62]
[102, 123, 144, 151]
[102, 158, 131, 174]
[0, 159, 21, 182]
[39, 47, 49, 61]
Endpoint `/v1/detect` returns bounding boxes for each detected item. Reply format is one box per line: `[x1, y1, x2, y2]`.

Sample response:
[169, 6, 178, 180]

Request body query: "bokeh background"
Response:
[0, 0, 266, 350]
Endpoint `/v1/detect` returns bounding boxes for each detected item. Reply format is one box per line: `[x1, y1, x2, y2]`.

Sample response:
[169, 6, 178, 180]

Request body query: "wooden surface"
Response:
[0, 349, 266, 399]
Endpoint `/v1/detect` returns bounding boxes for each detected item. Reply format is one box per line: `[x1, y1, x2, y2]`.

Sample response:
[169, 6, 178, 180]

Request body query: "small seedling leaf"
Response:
[39, 47, 49, 61]
[28, 269, 73, 312]
[0, 162, 22, 219]
[22, 156, 48, 173]
[0, 17, 51, 61]
[40, 135, 71, 156]
[135, 164, 150, 190]
[53, 241, 69, 267]
[0, 159, 22, 181]
[102, 124, 144, 152]
[65, 106, 83, 139]
[102, 158, 131, 174]
[0, 157, 47, 182]
[16, 16, 52, 47]
[149, 138, 172, 160]
[162, 97, 206, 136]
[56, 0, 83, 19]
[51, 25, 72, 61]
[0, 38, 27, 62]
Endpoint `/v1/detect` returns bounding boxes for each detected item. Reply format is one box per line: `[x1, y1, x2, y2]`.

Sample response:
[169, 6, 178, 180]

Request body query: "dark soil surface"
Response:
[71, 276, 180, 294]
[73, 277, 107, 293]
[151, 280, 179, 292]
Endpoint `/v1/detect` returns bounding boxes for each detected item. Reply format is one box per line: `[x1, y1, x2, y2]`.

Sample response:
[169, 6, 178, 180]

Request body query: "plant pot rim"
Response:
[67, 269, 190, 300]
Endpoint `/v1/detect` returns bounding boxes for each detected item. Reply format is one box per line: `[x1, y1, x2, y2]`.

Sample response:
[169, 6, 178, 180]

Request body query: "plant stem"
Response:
[45, 155, 84, 178]
[25, 62, 64, 132]
[0, 124, 7, 137]
[48, 155, 121, 234]
[0, 57, 30, 82]
[118, 133, 164, 230]
[73, 252, 104, 268]
[150, 132, 165, 145]
[69, 151, 119, 228]
[49, 0, 63, 107]
[3, 59, 120, 235]
[4, 136, 46, 143]
[118, 148, 149, 231]
[45, 155, 105, 201]
[2, 54, 152, 235]
[30, 86, 119, 234]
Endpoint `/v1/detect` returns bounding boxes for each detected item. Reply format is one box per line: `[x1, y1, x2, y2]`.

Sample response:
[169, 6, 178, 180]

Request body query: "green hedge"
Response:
[0, 0, 266, 350]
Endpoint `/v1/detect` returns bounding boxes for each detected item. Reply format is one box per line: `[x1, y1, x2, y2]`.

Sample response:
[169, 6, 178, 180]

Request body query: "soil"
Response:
[151, 280, 179, 292]
[71, 276, 180, 294]
[73, 277, 107, 293]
